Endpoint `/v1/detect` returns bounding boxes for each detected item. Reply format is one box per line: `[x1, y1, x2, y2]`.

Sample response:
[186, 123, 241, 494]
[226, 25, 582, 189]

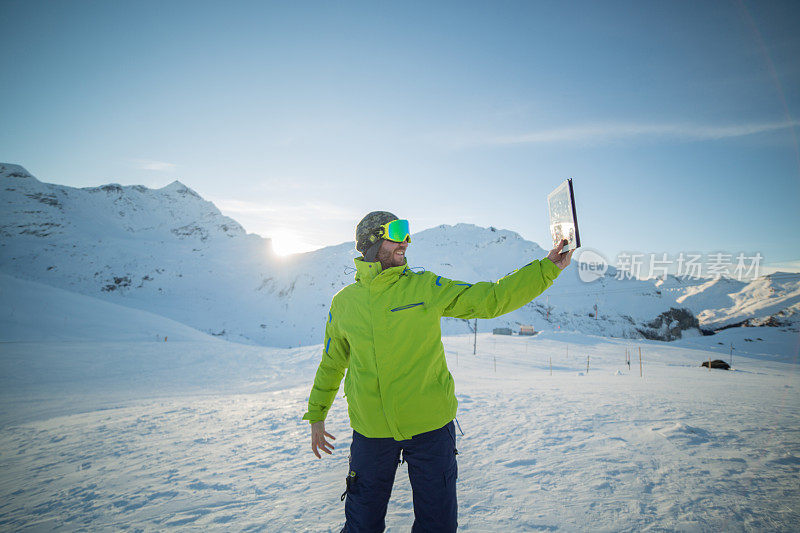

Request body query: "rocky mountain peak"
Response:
[160, 180, 201, 199]
[0, 163, 36, 181]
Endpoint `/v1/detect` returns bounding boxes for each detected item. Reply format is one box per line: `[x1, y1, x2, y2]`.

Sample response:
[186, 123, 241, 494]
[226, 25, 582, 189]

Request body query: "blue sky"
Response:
[1, 1, 798, 267]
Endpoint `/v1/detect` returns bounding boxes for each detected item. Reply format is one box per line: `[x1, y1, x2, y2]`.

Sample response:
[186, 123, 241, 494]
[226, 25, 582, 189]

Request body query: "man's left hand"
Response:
[546, 239, 575, 270]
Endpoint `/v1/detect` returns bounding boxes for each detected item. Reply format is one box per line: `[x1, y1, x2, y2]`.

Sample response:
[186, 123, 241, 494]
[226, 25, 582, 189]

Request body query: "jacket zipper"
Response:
[390, 302, 425, 312]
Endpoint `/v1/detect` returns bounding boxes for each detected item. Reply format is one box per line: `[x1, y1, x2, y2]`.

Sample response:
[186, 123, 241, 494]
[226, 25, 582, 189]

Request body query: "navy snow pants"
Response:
[342, 420, 458, 533]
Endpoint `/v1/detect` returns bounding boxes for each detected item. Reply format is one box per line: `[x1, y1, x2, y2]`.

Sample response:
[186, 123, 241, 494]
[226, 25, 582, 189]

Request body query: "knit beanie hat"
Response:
[355, 211, 398, 256]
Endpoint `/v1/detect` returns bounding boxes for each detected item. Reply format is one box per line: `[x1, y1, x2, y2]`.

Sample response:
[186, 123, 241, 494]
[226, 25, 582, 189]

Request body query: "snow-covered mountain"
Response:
[1, 163, 797, 347]
[677, 274, 800, 330]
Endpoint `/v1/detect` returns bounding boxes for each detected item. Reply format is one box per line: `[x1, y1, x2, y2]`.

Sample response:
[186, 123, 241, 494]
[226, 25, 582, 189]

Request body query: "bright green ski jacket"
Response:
[302, 256, 562, 440]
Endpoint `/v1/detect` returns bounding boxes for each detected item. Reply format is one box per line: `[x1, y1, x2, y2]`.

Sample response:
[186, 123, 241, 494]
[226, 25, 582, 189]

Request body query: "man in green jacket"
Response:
[303, 211, 573, 532]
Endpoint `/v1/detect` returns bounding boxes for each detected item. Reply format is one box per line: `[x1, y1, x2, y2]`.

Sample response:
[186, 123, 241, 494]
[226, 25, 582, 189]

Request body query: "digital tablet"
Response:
[547, 178, 581, 252]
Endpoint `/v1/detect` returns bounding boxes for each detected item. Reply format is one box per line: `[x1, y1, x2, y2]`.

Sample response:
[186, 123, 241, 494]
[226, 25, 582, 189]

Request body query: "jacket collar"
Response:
[354, 257, 408, 285]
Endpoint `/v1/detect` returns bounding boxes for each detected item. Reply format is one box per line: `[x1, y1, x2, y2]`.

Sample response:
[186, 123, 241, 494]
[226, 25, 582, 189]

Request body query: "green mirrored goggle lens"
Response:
[381, 219, 410, 243]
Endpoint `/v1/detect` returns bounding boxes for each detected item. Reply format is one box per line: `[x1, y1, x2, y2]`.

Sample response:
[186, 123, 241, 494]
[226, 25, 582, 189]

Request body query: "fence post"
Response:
[639, 347, 642, 378]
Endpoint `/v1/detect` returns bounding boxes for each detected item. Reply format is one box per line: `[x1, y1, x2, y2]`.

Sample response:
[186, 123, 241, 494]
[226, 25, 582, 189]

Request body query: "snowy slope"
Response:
[0, 273, 215, 342]
[0, 273, 319, 426]
[2, 163, 797, 350]
[675, 277, 748, 313]
[693, 273, 800, 329]
[0, 163, 291, 345]
[0, 332, 797, 531]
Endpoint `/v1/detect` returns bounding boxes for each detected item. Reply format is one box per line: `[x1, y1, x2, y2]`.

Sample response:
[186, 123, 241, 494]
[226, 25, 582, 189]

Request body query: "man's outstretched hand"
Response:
[547, 239, 575, 270]
[311, 420, 336, 459]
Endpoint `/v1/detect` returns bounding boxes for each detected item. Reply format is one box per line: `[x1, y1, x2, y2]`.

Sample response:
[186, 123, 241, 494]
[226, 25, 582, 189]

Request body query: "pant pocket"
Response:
[341, 465, 357, 501]
[446, 421, 458, 456]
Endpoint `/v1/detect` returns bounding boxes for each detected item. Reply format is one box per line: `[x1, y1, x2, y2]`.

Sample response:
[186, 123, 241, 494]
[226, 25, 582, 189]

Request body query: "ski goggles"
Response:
[378, 219, 411, 243]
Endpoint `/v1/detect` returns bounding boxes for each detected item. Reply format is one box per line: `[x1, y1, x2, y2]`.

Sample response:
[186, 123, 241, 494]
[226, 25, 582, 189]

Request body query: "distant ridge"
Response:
[1, 163, 797, 348]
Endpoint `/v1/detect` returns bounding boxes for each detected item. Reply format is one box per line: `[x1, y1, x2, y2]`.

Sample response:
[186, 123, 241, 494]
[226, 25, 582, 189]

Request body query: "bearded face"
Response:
[376, 239, 408, 270]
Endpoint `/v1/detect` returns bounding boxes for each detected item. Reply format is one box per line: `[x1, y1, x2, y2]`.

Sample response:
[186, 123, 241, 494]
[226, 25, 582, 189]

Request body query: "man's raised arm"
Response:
[437, 240, 573, 319]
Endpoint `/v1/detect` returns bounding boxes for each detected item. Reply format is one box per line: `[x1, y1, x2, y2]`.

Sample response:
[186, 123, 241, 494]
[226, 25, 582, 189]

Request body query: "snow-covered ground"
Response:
[1, 328, 798, 531]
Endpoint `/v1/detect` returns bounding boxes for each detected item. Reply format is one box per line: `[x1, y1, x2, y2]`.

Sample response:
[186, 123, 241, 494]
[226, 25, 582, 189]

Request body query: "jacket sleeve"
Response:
[302, 301, 350, 424]
[436, 258, 562, 319]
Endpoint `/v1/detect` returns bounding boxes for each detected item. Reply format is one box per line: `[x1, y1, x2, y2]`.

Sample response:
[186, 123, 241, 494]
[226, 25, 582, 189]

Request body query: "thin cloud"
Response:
[761, 260, 800, 275]
[459, 120, 800, 146]
[214, 198, 359, 222]
[133, 159, 178, 171]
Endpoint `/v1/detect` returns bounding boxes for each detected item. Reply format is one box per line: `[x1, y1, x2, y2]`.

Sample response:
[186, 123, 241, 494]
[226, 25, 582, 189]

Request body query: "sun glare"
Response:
[269, 229, 316, 257]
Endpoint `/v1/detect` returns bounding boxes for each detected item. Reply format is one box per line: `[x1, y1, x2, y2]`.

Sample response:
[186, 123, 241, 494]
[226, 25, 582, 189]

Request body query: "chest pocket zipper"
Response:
[390, 302, 425, 312]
